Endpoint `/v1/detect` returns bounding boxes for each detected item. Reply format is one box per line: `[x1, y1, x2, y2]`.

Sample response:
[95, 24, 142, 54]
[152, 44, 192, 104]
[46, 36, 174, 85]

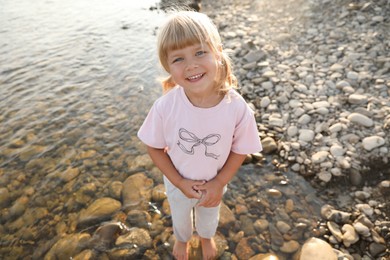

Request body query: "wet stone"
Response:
[122, 172, 154, 211]
[77, 197, 122, 228]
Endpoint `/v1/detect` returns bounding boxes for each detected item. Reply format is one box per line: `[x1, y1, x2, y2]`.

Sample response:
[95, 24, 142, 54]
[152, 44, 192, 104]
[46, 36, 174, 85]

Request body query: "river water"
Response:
[0, 0, 165, 180]
[0, 0, 326, 258]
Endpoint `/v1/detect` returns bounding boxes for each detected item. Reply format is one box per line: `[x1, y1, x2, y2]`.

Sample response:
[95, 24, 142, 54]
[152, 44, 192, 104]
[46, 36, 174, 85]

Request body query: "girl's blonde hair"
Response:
[157, 11, 237, 94]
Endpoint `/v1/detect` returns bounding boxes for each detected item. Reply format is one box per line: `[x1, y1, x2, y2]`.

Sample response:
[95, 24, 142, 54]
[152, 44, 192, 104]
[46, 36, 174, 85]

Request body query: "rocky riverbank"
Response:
[204, 0, 389, 258]
[0, 0, 388, 259]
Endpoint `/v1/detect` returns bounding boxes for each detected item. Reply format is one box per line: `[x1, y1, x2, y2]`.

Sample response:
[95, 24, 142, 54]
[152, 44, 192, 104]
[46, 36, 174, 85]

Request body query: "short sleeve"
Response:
[137, 100, 167, 149]
[231, 105, 262, 154]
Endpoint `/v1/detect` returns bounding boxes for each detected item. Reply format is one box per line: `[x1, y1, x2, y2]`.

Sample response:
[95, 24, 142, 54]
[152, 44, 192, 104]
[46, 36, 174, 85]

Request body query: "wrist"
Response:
[212, 176, 226, 188]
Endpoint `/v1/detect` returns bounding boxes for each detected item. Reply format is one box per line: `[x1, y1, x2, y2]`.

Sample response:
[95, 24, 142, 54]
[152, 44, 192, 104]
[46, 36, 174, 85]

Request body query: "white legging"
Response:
[164, 177, 224, 242]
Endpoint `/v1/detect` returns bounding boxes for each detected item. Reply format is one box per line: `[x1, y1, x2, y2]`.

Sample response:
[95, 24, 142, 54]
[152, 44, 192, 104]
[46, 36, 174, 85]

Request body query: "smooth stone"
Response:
[328, 123, 344, 133]
[235, 237, 256, 260]
[45, 233, 91, 259]
[362, 136, 385, 151]
[219, 202, 236, 229]
[260, 96, 271, 108]
[151, 184, 166, 202]
[122, 173, 154, 211]
[0, 188, 10, 207]
[330, 144, 345, 157]
[126, 210, 152, 229]
[243, 50, 266, 63]
[330, 63, 344, 71]
[261, 137, 277, 154]
[341, 224, 359, 247]
[300, 237, 337, 260]
[347, 71, 359, 80]
[108, 181, 123, 200]
[276, 221, 291, 234]
[73, 250, 93, 260]
[378, 180, 390, 195]
[289, 100, 302, 108]
[347, 113, 374, 127]
[369, 242, 386, 257]
[77, 197, 122, 228]
[312, 101, 330, 108]
[249, 253, 279, 260]
[352, 222, 370, 237]
[316, 107, 329, 115]
[327, 221, 343, 242]
[48, 167, 80, 182]
[287, 125, 298, 136]
[355, 204, 374, 217]
[262, 70, 276, 78]
[267, 188, 283, 199]
[115, 227, 152, 248]
[279, 240, 300, 253]
[311, 151, 329, 164]
[298, 114, 312, 125]
[299, 129, 315, 142]
[254, 219, 269, 233]
[9, 196, 29, 220]
[269, 117, 284, 127]
[240, 215, 256, 236]
[269, 224, 284, 246]
[349, 171, 362, 186]
[89, 222, 129, 251]
[348, 94, 368, 105]
[321, 205, 351, 223]
[318, 171, 332, 183]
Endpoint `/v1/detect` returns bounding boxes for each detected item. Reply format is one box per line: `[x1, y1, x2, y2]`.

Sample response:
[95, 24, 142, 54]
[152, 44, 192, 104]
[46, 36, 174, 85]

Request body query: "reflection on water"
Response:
[0, 0, 165, 166]
[0, 0, 326, 258]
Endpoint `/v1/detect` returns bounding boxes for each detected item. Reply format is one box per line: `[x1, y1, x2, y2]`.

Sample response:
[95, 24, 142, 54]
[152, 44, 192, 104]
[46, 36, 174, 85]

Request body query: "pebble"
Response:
[0, 188, 10, 208]
[362, 136, 385, 151]
[299, 129, 314, 142]
[299, 237, 337, 260]
[77, 198, 122, 228]
[311, 151, 329, 164]
[347, 113, 374, 127]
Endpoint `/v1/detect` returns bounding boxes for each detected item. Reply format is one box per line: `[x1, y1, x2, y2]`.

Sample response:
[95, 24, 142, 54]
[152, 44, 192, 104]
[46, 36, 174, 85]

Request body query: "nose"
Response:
[185, 59, 198, 71]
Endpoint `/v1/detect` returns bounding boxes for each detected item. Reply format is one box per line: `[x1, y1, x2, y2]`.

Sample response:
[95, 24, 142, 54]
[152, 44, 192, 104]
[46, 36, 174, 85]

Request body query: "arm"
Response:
[146, 146, 205, 199]
[196, 151, 247, 207]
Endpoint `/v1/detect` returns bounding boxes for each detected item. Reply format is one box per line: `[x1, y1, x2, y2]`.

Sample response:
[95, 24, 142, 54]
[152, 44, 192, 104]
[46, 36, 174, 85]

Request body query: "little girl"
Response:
[138, 11, 262, 260]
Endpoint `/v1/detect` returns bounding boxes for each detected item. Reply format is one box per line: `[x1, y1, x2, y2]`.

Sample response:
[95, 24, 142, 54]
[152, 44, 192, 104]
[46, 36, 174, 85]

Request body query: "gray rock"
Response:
[347, 113, 374, 127]
[362, 136, 385, 151]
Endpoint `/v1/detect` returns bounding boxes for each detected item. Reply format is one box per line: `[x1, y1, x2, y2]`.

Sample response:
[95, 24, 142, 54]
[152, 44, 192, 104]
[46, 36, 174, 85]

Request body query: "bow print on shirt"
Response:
[177, 128, 221, 159]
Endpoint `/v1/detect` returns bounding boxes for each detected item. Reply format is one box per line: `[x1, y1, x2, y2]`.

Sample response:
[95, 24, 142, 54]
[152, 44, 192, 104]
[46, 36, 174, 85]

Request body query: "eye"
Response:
[195, 50, 206, 56]
[172, 57, 183, 63]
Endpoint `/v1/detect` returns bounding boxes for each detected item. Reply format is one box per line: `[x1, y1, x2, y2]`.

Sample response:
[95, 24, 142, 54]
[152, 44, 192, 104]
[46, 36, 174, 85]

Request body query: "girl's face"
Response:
[167, 43, 219, 98]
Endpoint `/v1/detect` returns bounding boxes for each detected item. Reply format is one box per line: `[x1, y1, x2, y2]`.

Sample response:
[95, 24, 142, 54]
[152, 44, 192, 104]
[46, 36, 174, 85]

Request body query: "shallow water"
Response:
[0, 0, 327, 258]
[0, 0, 165, 188]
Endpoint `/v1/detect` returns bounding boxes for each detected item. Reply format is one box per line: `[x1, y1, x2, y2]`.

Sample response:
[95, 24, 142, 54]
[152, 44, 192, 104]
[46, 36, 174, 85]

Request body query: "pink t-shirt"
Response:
[138, 86, 262, 181]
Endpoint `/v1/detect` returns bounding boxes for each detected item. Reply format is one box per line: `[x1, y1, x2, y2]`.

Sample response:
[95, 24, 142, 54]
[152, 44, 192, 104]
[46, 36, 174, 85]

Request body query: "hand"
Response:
[177, 178, 206, 199]
[193, 179, 224, 207]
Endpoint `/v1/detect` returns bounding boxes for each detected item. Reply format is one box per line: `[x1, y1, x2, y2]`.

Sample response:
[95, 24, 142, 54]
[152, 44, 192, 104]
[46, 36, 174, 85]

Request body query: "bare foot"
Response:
[201, 237, 217, 260]
[173, 240, 189, 260]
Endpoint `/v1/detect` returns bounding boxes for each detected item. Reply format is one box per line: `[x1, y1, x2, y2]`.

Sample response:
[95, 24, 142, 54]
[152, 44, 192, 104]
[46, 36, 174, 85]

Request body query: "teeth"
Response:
[187, 74, 203, 80]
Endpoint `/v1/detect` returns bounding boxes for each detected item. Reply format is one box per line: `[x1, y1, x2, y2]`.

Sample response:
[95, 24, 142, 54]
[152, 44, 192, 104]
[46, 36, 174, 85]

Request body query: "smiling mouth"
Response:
[186, 73, 204, 81]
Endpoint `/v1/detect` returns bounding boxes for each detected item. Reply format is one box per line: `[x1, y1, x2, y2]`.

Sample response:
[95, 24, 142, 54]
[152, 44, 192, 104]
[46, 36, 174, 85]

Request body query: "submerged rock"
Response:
[299, 237, 337, 260]
[77, 198, 122, 229]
